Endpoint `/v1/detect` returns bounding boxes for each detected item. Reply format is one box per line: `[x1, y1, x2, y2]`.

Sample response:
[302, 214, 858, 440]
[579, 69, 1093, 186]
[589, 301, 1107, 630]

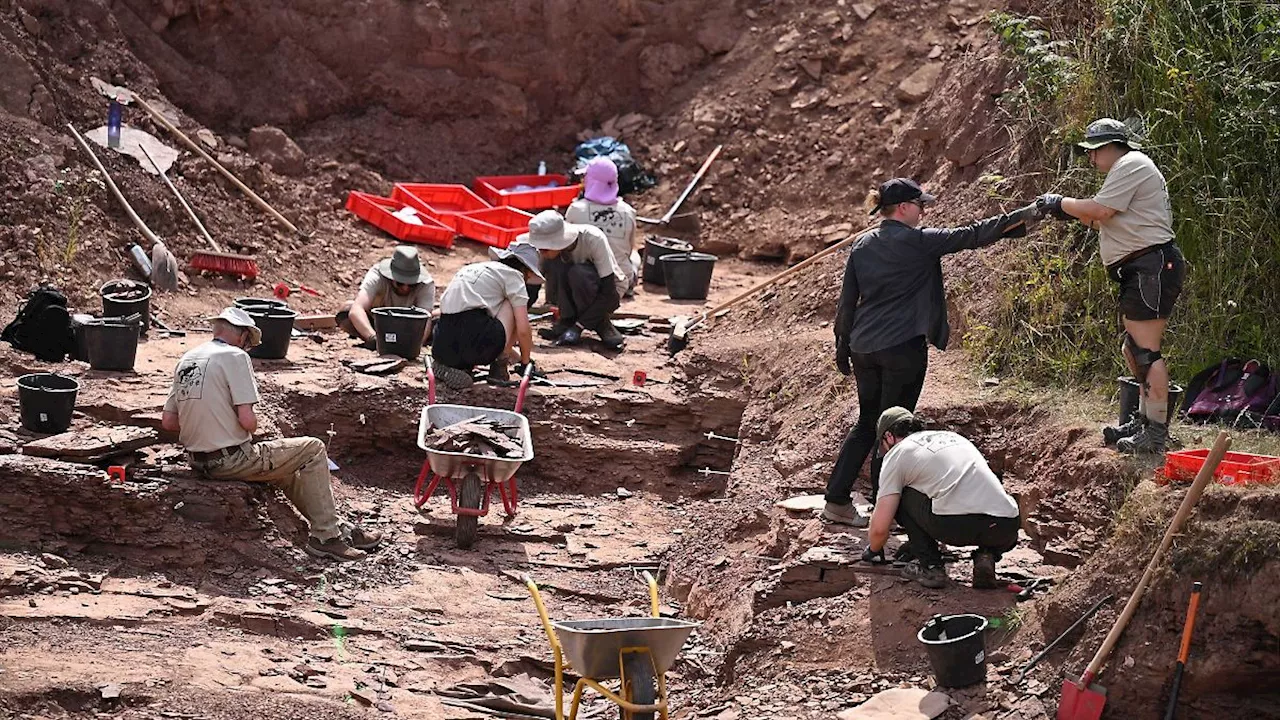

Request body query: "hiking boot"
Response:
[305, 536, 366, 561]
[555, 326, 582, 346]
[820, 501, 869, 528]
[1116, 421, 1168, 455]
[1102, 415, 1146, 445]
[487, 361, 511, 385]
[538, 321, 574, 341]
[433, 362, 474, 390]
[347, 526, 383, 551]
[972, 551, 998, 589]
[596, 322, 625, 350]
[901, 561, 948, 589]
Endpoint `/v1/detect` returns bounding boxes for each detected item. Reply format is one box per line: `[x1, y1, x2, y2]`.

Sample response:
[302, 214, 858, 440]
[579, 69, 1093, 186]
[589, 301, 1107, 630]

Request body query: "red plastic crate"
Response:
[345, 191, 454, 248]
[474, 174, 582, 211]
[391, 183, 491, 230]
[1157, 448, 1280, 486]
[454, 206, 535, 249]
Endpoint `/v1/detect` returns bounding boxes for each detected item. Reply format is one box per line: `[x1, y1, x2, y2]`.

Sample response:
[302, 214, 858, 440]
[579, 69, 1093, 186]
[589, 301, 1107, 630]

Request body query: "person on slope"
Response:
[859, 407, 1022, 590]
[1036, 118, 1186, 455]
[823, 178, 1038, 528]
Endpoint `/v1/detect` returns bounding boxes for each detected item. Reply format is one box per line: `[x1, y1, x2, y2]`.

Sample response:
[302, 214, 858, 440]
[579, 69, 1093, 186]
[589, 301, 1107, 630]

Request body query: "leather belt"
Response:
[189, 442, 248, 463]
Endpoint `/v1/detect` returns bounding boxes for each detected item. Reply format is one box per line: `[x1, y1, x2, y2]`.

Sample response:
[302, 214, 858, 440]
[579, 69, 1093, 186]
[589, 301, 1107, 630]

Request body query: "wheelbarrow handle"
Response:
[514, 362, 534, 413]
[642, 571, 660, 618]
[424, 356, 436, 405]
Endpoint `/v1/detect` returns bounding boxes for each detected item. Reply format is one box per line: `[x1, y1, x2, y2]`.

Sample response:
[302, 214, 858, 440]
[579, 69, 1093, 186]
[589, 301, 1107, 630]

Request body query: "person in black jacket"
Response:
[822, 178, 1038, 527]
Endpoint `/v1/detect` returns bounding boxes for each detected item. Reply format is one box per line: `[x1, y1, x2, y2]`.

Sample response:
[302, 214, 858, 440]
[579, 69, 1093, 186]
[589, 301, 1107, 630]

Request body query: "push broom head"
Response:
[189, 250, 259, 280]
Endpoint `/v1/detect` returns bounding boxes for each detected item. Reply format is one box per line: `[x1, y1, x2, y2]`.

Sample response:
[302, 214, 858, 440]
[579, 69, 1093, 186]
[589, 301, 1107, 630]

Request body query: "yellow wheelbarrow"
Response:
[526, 572, 700, 720]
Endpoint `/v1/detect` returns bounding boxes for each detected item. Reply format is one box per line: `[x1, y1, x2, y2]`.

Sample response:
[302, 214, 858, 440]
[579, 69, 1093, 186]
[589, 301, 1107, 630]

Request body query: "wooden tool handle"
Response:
[662, 144, 722, 223]
[67, 123, 163, 248]
[1082, 431, 1230, 680]
[134, 96, 305, 238]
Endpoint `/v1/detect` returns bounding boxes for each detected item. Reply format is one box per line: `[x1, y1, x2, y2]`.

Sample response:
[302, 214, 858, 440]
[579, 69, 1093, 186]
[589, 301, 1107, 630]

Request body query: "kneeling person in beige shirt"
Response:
[161, 307, 382, 561]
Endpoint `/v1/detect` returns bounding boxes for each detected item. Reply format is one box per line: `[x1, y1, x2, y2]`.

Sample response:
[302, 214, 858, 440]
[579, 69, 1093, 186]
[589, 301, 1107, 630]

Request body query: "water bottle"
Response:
[128, 243, 152, 278]
[107, 98, 123, 149]
[537, 160, 546, 176]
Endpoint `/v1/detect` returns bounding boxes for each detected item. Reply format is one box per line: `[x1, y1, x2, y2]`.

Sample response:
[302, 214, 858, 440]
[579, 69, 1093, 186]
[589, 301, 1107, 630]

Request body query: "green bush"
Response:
[979, 3, 1280, 385]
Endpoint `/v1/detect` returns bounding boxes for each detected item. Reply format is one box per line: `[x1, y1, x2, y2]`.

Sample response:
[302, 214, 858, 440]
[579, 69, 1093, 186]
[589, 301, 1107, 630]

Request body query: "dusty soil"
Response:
[1, 0, 1278, 719]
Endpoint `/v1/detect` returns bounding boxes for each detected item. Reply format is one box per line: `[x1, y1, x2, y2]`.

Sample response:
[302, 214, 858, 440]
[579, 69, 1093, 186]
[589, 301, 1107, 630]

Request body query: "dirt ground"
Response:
[2, 0, 1278, 719]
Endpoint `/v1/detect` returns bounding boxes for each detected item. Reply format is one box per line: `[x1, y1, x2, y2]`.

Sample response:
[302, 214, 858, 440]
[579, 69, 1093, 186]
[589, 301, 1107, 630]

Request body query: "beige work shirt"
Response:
[1093, 151, 1174, 267]
[439, 261, 528, 316]
[878, 431, 1019, 518]
[358, 266, 436, 310]
[163, 340, 260, 453]
[566, 198, 637, 286]
[563, 224, 627, 295]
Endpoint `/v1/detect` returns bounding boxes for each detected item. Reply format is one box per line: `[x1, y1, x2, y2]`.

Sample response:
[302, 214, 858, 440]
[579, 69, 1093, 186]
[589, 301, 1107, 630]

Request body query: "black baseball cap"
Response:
[869, 178, 937, 216]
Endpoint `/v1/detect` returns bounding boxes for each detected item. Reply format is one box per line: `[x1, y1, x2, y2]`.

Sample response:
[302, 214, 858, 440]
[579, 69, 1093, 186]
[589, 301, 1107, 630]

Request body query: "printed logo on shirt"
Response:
[913, 431, 964, 454]
[590, 207, 630, 240]
[174, 358, 209, 401]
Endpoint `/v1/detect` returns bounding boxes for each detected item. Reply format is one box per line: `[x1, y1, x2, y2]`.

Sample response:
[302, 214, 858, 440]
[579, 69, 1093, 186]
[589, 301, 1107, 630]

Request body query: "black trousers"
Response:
[896, 487, 1020, 567]
[544, 257, 620, 330]
[825, 336, 929, 505]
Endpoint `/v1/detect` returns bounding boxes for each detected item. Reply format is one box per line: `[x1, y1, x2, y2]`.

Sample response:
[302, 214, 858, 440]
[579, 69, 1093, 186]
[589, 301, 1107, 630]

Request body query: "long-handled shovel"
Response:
[1057, 430, 1230, 720]
[638, 144, 722, 231]
[1162, 581, 1203, 720]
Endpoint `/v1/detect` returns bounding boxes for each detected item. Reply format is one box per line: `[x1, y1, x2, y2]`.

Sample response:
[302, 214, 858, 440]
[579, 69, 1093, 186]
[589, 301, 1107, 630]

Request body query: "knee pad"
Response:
[1125, 333, 1162, 382]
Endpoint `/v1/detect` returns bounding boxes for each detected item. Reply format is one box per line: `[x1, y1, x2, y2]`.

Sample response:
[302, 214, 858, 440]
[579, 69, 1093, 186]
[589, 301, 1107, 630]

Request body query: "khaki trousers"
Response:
[192, 437, 341, 541]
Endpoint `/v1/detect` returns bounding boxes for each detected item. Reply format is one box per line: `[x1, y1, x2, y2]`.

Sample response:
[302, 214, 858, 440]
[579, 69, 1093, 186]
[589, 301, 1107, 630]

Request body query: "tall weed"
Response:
[982, 2, 1280, 385]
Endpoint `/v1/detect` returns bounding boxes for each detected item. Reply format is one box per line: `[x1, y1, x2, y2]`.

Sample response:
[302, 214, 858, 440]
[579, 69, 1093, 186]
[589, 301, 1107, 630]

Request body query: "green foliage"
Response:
[980, 2, 1280, 384]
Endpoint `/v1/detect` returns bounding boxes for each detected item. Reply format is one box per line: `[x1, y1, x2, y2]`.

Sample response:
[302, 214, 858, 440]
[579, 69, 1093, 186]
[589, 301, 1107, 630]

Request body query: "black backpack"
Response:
[1, 285, 76, 362]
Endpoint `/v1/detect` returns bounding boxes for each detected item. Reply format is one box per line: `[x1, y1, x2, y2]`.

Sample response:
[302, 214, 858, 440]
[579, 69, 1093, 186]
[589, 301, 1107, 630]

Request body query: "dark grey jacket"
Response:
[835, 212, 1030, 354]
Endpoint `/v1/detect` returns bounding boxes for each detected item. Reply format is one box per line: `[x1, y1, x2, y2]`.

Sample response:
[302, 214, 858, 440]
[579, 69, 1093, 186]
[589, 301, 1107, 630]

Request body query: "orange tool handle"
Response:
[1176, 581, 1202, 664]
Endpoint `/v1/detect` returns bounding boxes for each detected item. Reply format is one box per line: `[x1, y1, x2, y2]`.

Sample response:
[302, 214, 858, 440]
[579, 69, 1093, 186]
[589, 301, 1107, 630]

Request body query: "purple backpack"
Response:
[1185, 359, 1278, 424]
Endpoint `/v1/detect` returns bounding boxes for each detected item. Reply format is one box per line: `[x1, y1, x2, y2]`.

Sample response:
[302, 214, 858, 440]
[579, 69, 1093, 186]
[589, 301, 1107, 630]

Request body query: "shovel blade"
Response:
[1057, 676, 1107, 720]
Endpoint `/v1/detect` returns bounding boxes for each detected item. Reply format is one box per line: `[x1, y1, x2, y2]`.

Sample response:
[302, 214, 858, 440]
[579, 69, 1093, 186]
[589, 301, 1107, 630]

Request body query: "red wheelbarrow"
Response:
[412, 361, 534, 548]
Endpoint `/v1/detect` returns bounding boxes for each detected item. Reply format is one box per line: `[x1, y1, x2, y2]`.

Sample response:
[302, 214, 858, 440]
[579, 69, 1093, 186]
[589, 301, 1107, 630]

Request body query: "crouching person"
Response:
[521, 210, 627, 350]
[861, 407, 1020, 589]
[431, 242, 542, 390]
[161, 307, 382, 561]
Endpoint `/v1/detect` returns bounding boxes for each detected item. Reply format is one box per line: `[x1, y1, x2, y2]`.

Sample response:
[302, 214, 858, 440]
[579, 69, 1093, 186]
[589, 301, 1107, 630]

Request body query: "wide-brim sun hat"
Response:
[1077, 117, 1141, 150]
[376, 245, 430, 285]
[489, 241, 545, 283]
[517, 210, 579, 252]
[206, 306, 263, 348]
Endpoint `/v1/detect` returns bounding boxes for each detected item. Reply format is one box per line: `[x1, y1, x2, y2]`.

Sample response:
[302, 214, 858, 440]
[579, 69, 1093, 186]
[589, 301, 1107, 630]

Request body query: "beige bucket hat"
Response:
[206, 306, 262, 348]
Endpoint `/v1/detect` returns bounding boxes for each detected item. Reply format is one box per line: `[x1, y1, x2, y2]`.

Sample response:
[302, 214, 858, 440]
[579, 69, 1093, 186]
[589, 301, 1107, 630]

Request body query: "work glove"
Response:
[860, 546, 887, 564]
[835, 345, 852, 376]
[1035, 193, 1071, 221]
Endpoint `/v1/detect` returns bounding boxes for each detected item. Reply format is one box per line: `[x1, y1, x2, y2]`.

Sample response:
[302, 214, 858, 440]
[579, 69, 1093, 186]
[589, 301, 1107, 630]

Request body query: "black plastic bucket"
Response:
[234, 297, 288, 312]
[245, 306, 298, 360]
[1117, 376, 1185, 424]
[372, 306, 430, 360]
[17, 373, 79, 433]
[661, 252, 717, 300]
[643, 236, 694, 285]
[918, 614, 989, 688]
[83, 319, 141, 371]
[101, 279, 152, 335]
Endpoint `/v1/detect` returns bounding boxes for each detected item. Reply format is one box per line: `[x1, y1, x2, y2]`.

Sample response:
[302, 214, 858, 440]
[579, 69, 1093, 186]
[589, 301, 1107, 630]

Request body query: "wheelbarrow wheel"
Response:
[455, 471, 482, 549]
[620, 651, 657, 720]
